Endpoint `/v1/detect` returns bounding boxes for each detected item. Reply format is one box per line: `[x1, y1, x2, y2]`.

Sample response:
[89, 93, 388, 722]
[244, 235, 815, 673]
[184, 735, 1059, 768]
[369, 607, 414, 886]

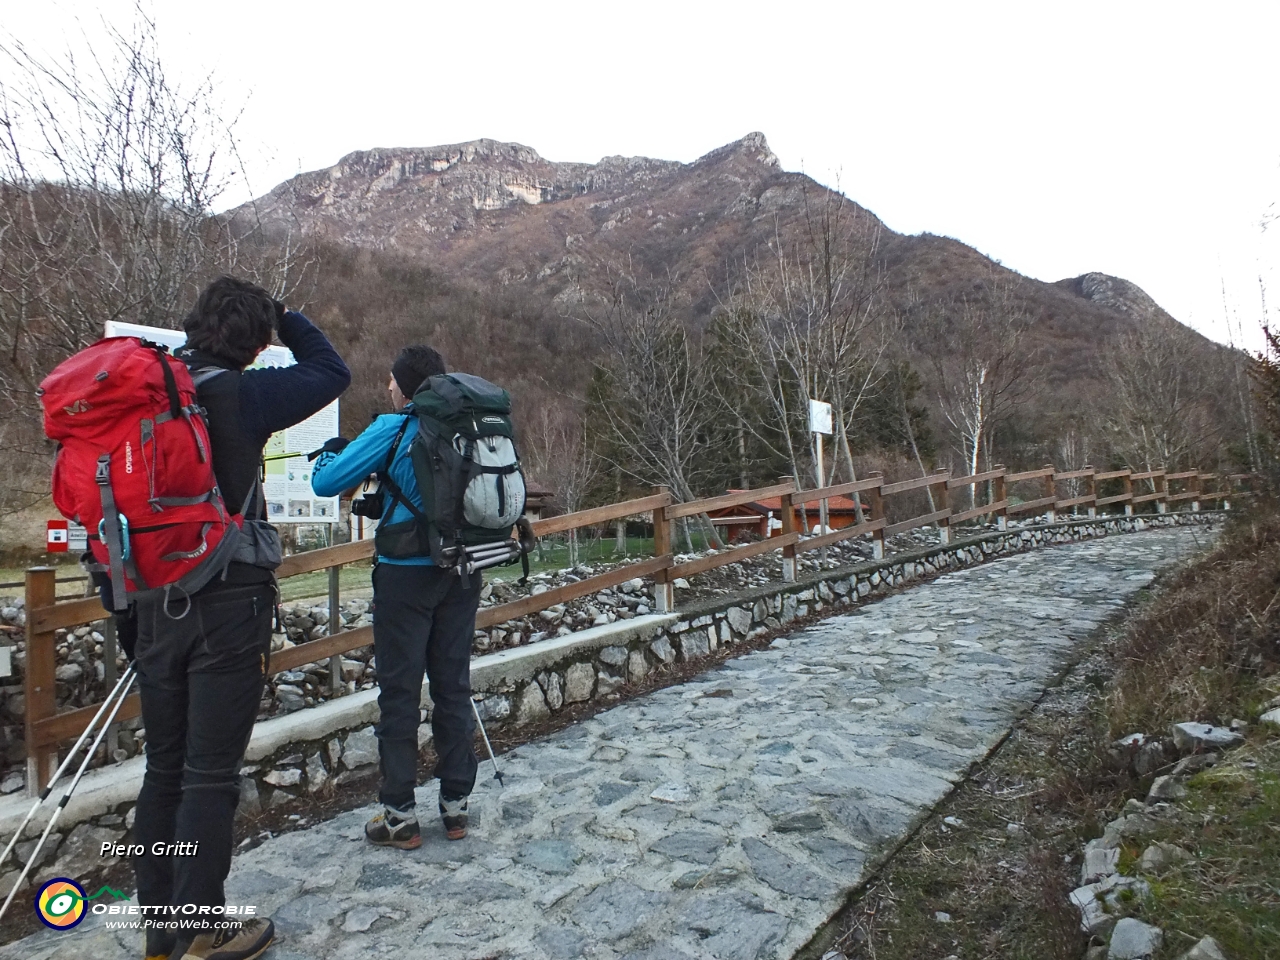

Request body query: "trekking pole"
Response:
[469, 698, 505, 786]
[0, 664, 137, 873]
[0, 670, 138, 923]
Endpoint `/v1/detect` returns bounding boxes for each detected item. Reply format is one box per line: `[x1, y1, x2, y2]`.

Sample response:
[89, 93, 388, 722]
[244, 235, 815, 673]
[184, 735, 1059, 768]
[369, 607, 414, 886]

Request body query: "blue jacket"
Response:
[311, 407, 432, 565]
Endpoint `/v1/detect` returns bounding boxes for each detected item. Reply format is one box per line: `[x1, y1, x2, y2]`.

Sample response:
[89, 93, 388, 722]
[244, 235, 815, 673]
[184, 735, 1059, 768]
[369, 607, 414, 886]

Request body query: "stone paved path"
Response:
[3, 526, 1214, 960]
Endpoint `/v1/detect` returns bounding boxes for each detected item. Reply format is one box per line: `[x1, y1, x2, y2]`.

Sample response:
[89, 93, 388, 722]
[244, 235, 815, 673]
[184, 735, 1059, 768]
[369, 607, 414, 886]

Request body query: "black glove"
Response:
[271, 298, 287, 330]
[516, 516, 537, 555]
[308, 436, 350, 461]
[116, 606, 139, 662]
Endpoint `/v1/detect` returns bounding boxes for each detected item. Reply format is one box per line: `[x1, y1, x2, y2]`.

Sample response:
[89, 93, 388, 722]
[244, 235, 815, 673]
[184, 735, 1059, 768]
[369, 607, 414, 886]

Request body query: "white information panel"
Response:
[808, 399, 833, 436]
[103, 321, 340, 523]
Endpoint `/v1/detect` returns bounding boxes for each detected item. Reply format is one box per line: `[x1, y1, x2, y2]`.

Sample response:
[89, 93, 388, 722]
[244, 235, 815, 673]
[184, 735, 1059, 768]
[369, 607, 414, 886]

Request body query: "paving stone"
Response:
[274, 894, 345, 935]
[517, 839, 580, 875]
[570, 878, 672, 941]
[649, 829, 724, 864]
[536, 926, 590, 959]
[742, 837, 838, 899]
[677, 892, 790, 960]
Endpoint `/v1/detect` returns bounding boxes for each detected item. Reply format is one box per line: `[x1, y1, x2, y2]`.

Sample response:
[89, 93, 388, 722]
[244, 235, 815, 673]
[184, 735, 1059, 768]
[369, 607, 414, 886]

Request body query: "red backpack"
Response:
[40, 337, 241, 612]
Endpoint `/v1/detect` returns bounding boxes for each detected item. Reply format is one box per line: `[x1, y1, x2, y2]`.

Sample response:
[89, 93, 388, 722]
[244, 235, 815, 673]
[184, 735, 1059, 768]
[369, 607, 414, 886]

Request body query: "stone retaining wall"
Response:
[0, 511, 1223, 882]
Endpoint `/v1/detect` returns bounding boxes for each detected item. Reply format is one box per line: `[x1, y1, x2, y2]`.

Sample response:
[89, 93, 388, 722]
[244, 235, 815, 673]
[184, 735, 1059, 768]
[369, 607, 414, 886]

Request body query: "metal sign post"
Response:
[809, 400, 833, 562]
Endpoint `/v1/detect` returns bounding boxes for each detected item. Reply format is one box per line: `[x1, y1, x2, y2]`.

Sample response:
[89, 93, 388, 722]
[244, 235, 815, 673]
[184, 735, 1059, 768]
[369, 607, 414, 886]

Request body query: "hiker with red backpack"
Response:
[41, 276, 349, 960]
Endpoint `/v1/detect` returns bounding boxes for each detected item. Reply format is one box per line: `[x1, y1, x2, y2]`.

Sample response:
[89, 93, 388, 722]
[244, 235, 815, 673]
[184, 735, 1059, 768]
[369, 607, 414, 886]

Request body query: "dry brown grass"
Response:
[1107, 503, 1280, 737]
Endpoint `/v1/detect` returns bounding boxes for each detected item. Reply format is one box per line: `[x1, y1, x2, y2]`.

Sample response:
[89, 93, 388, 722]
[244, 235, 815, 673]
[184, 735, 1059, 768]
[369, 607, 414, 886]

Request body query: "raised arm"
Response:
[239, 310, 351, 443]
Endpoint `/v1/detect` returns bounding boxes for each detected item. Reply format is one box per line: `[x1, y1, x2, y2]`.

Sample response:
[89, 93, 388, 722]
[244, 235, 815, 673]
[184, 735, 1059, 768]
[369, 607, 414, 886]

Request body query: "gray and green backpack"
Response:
[374, 373, 528, 578]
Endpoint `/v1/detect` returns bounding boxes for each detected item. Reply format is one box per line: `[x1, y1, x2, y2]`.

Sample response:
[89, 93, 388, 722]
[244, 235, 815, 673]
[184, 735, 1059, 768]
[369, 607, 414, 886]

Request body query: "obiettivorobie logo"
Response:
[33, 878, 259, 932]
[34, 878, 125, 930]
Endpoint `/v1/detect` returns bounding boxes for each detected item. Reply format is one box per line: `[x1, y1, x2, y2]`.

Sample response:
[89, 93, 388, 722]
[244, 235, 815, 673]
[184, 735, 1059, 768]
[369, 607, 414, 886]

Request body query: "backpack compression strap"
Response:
[95, 455, 129, 611]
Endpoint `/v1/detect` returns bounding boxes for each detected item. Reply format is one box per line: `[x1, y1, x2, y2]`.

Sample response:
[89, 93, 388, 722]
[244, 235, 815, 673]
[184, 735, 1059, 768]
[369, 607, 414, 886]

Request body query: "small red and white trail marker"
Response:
[46, 520, 69, 553]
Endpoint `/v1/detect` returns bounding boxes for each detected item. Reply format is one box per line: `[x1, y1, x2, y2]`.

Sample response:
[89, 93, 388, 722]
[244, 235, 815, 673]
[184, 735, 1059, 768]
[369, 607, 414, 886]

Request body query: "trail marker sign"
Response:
[46, 520, 68, 553]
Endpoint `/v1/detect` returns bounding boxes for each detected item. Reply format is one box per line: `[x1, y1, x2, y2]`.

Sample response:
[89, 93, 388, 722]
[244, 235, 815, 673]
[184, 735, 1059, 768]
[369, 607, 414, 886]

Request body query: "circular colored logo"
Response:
[35, 878, 86, 930]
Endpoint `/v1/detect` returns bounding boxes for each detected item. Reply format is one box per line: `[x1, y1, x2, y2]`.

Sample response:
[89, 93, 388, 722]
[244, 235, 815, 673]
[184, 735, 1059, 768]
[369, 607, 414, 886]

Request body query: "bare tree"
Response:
[714, 187, 895, 516]
[915, 280, 1037, 504]
[0, 11, 304, 515]
[523, 405, 599, 565]
[581, 277, 723, 552]
[1097, 324, 1220, 475]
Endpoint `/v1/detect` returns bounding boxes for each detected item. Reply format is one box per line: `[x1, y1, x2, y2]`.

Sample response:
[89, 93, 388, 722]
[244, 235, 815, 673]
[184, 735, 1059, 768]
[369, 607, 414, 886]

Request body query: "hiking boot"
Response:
[174, 918, 274, 960]
[439, 793, 469, 841]
[144, 927, 177, 959]
[365, 803, 422, 849]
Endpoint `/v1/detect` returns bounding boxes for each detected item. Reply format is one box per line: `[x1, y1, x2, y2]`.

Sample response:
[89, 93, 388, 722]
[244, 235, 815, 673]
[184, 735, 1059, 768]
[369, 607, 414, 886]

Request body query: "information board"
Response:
[103, 321, 340, 523]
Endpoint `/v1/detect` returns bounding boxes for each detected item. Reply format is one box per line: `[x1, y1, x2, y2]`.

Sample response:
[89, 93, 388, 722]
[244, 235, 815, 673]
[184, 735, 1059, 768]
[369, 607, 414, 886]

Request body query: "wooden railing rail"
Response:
[664, 481, 797, 587]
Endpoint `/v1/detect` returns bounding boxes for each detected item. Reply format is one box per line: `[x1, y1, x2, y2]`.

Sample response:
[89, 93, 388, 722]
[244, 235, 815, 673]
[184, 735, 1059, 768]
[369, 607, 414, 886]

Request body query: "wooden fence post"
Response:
[1043, 464, 1057, 522]
[24, 567, 57, 798]
[778, 477, 797, 582]
[867, 472, 885, 559]
[1085, 466, 1097, 518]
[992, 465, 1007, 530]
[652, 487, 674, 613]
[931, 468, 951, 544]
[1191, 473, 1202, 512]
[328, 565, 342, 696]
[1123, 471, 1134, 516]
[1155, 470, 1168, 514]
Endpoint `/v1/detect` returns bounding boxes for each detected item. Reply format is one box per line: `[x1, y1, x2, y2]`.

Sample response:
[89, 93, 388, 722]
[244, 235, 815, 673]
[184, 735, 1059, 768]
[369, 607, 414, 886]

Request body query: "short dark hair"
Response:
[392, 344, 447, 397]
[182, 276, 275, 368]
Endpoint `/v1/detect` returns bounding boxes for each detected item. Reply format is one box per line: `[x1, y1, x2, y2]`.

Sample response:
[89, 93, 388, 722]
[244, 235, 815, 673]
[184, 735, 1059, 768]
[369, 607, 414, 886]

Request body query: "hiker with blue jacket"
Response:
[311, 346, 483, 846]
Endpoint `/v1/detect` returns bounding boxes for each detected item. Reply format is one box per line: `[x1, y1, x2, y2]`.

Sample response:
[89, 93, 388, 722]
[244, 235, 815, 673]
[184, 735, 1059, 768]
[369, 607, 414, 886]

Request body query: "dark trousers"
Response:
[372, 562, 481, 808]
[131, 579, 274, 918]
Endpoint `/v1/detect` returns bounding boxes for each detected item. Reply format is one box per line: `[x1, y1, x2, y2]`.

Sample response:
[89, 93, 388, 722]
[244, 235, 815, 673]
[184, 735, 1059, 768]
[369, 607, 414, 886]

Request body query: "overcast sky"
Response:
[3, 0, 1277, 350]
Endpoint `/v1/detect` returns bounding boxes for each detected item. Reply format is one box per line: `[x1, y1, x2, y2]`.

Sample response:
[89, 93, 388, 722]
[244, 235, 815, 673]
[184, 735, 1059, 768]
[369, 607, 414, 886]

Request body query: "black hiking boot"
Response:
[439, 793, 469, 841]
[364, 803, 422, 849]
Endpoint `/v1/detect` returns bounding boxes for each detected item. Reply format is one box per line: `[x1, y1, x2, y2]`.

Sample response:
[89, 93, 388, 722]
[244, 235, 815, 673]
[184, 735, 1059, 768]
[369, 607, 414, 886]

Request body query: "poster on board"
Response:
[103, 321, 340, 523]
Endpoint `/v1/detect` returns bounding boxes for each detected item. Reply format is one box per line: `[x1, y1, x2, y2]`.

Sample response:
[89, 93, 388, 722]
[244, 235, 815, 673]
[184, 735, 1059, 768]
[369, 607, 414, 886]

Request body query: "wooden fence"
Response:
[19, 465, 1255, 794]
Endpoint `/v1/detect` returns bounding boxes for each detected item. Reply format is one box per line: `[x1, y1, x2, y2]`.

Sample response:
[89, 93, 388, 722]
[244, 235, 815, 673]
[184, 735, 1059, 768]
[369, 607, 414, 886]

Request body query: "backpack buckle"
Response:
[94, 454, 111, 485]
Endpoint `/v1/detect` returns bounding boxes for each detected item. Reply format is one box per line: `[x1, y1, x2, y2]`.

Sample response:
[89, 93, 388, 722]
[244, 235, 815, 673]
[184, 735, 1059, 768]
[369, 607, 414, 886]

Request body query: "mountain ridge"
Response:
[243, 132, 1178, 330]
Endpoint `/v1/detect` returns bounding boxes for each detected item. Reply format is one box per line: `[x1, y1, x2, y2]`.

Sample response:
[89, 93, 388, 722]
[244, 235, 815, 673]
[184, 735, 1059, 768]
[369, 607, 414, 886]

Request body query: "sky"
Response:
[2, 0, 1277, 350]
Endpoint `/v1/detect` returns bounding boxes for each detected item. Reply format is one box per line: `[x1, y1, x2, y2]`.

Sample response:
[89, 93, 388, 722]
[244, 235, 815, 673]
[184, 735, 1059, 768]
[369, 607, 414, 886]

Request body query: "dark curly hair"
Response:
[182, 276, 275, 368]
[392, 344, 447, 397]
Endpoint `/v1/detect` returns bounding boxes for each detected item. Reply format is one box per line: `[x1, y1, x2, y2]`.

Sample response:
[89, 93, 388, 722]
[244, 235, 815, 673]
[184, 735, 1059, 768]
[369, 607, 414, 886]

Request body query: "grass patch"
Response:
[1106, 507, 1280, 737]
[1133, 740, 1280, 958]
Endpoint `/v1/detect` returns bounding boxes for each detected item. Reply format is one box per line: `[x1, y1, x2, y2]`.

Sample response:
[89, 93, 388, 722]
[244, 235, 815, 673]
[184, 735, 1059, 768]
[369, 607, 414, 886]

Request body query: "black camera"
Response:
[349, 482, 385, 519]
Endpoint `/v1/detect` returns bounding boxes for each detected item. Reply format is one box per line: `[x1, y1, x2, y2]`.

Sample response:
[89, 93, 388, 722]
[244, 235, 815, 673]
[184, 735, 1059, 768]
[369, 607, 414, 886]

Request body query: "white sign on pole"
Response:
[808, 399, 833, 436]
[103, 321, 341, 523]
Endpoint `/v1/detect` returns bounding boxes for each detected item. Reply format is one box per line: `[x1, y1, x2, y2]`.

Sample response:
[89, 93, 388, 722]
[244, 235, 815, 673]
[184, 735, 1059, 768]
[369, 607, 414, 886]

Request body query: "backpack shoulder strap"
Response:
[188, 365, 234, 389]
[377, 413, 429, 525]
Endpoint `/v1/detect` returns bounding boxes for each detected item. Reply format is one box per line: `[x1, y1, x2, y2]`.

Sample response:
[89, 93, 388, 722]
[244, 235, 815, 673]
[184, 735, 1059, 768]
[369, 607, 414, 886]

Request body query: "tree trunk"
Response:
[836, 418, 866, 523]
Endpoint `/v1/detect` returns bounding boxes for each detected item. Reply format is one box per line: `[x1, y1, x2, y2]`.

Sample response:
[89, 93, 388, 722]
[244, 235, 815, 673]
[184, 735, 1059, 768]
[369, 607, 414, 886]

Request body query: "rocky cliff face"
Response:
[241, 133, 847, 307]
[1056, 272, 1173, 325]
